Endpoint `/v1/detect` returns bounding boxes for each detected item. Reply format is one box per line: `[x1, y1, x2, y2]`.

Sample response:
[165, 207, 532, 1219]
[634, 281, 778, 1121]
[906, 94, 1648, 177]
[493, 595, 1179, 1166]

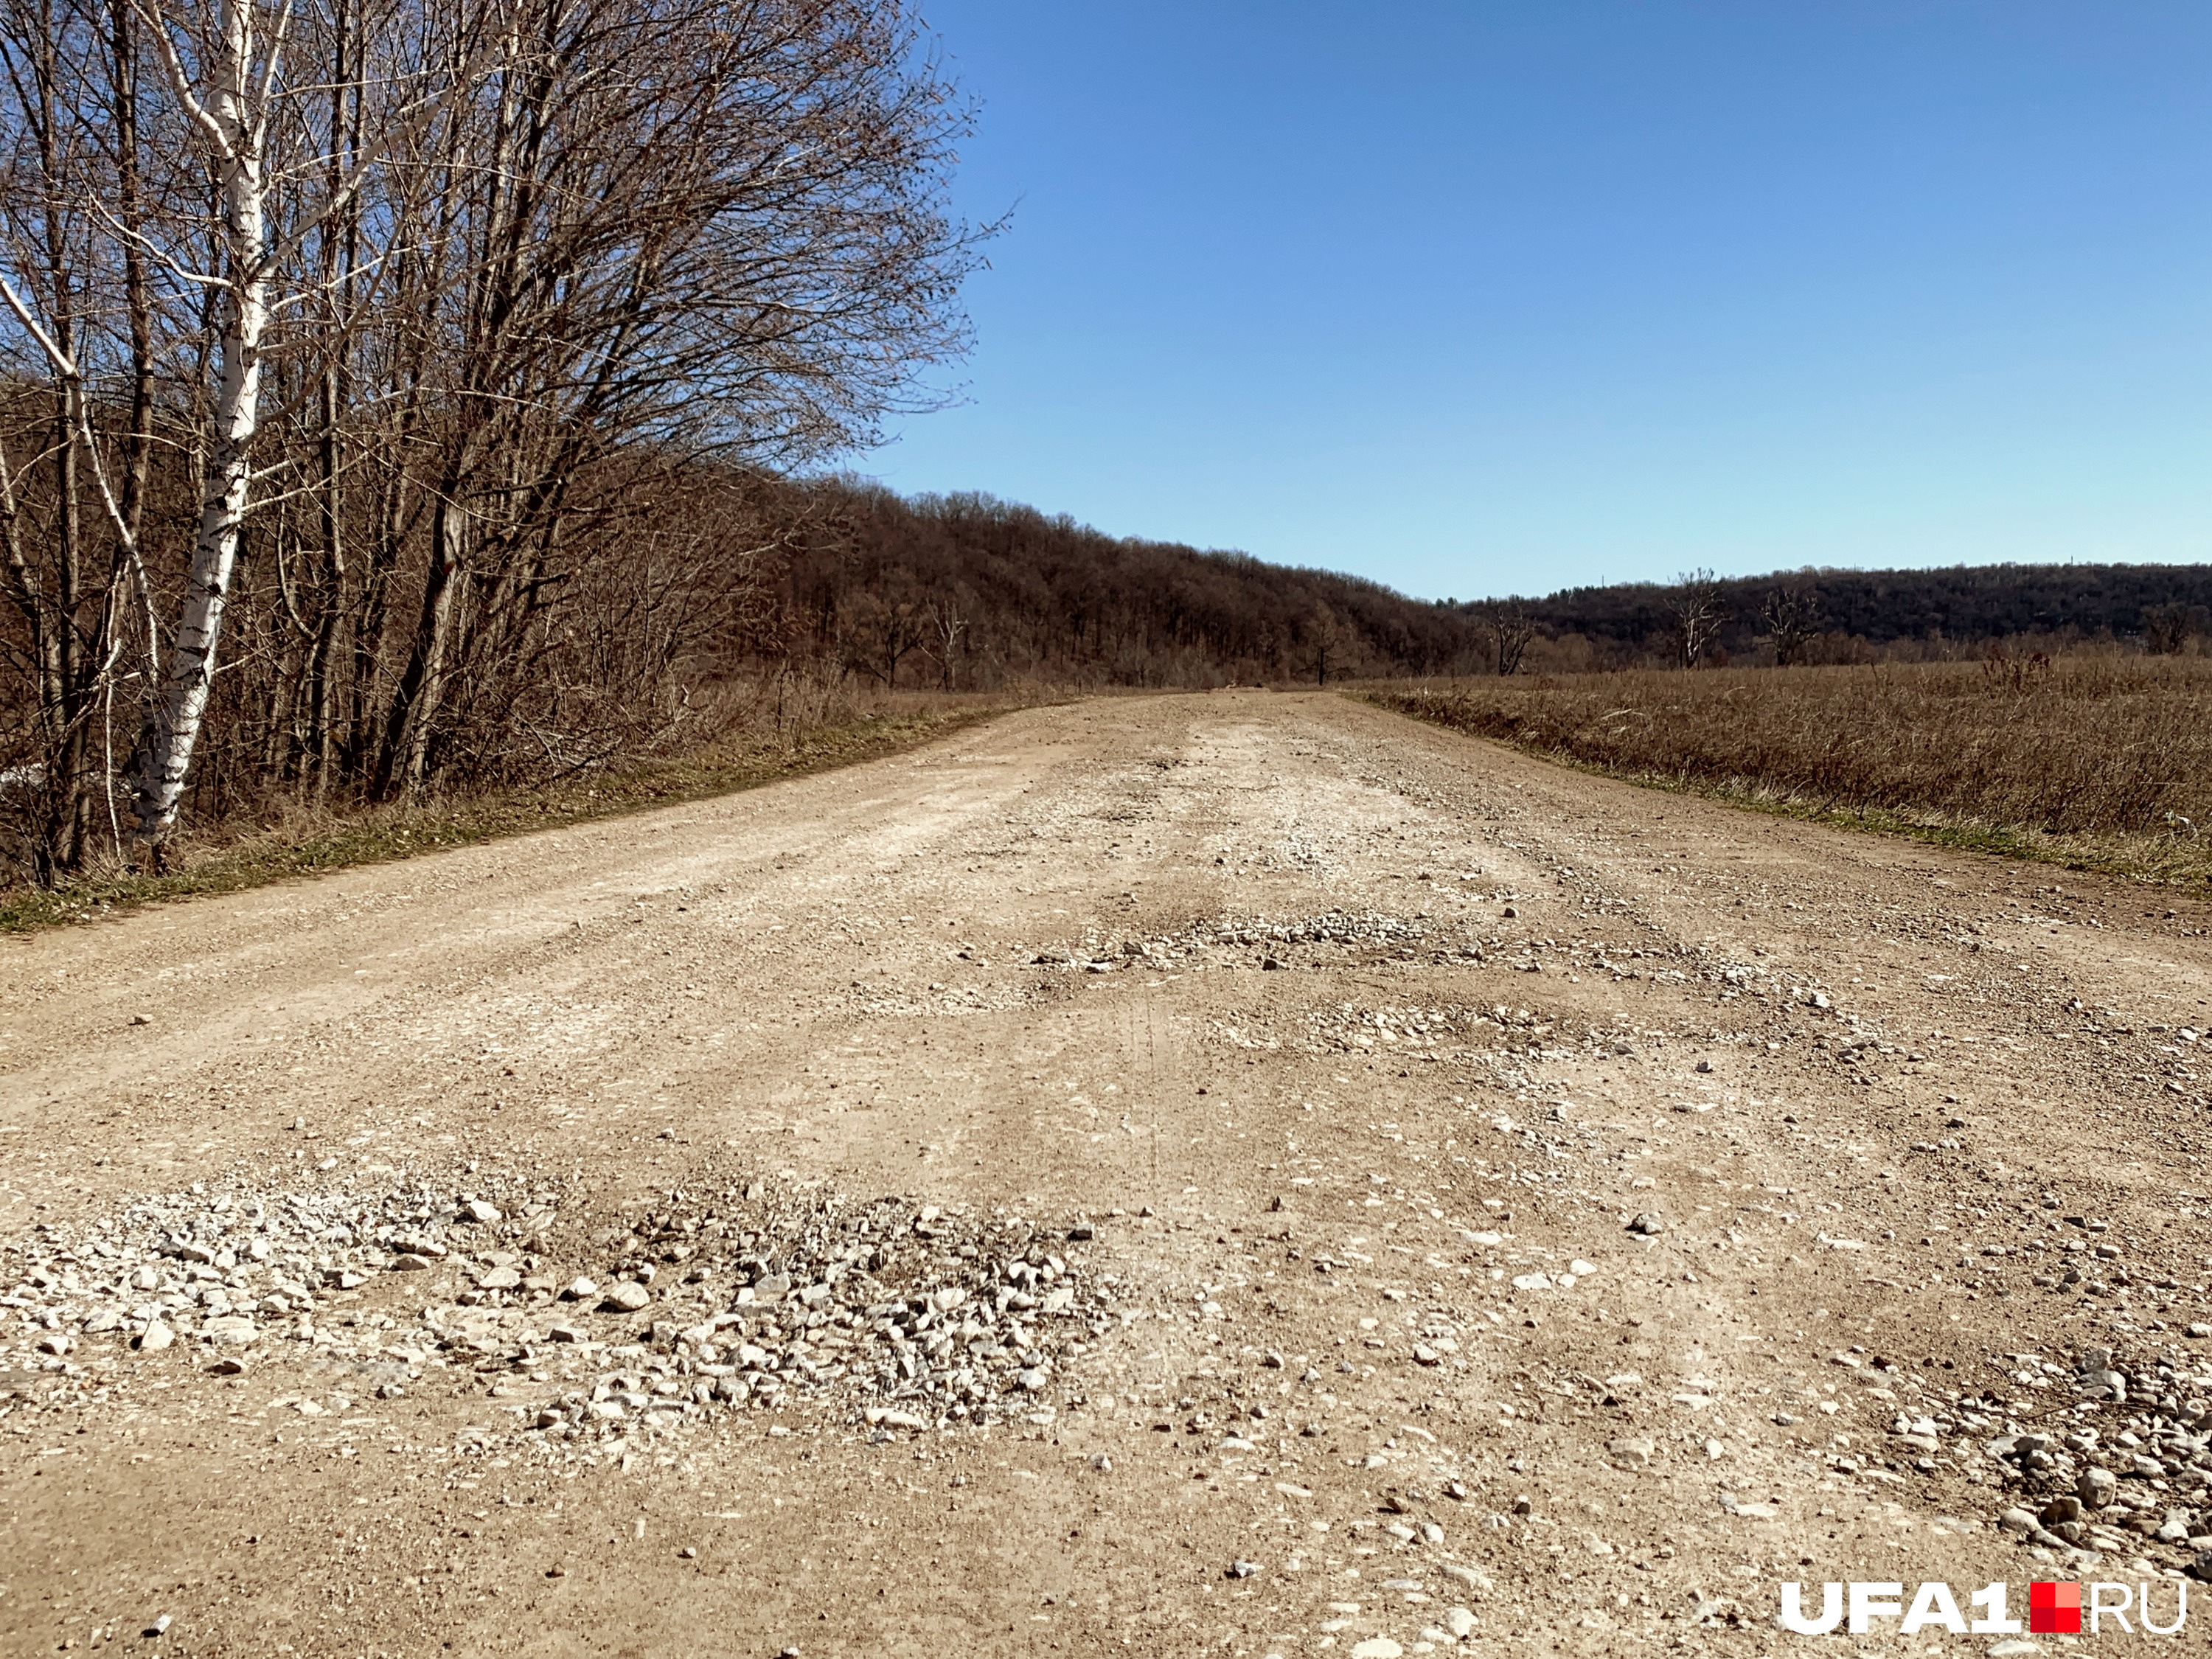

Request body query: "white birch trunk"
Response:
[133, 0, 267, 846]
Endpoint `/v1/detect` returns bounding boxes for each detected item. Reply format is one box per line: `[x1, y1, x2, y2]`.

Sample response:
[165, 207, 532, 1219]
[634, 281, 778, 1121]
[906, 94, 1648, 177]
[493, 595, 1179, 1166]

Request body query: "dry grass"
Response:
[0, 697, 1023, 933]
[1369, 655, 2212, 887]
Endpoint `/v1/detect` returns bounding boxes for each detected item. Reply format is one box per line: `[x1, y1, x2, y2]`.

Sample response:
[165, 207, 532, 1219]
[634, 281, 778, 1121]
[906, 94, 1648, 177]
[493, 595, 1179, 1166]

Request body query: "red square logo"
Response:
[2029, 1582, 2081, 1635]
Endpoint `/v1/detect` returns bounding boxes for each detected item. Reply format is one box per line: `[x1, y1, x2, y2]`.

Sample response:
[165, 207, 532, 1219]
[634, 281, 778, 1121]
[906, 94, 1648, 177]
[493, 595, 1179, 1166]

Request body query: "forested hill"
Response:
[766, 481, 1481, 686]
[773, 485, 2212, 681]
[1514, 562, 2212, 665]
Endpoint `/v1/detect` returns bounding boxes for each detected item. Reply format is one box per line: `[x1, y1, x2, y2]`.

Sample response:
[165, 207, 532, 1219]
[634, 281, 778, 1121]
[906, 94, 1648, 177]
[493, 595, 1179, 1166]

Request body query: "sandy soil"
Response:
[3, 690, 2210, 1658]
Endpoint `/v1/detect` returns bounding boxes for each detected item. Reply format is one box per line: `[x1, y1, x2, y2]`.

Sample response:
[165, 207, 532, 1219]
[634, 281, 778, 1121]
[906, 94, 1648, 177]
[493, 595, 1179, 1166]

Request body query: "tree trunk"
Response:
[133, 4, 268, 846]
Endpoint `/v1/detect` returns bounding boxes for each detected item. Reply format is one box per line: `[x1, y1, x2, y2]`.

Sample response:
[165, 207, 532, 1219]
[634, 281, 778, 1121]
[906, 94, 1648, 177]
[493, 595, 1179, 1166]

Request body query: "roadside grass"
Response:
[1366, 664, 2212, 893]
[1, 704, 1013, 935]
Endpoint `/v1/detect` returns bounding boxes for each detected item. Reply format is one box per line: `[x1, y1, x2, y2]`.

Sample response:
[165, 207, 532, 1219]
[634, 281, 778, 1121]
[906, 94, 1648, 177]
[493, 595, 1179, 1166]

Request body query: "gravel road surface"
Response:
[4, 691, 2211, 1655]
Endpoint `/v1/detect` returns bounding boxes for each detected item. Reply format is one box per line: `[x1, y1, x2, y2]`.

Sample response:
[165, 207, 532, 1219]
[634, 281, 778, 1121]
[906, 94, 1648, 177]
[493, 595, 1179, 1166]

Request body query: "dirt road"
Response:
[4, 691, 2211, 1657]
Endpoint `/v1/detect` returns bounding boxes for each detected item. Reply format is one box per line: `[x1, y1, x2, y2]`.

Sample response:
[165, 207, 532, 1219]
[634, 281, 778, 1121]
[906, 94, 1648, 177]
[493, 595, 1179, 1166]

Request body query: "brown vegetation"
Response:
[1372, 653, 2212, 882]
[1, 0, 982, 877]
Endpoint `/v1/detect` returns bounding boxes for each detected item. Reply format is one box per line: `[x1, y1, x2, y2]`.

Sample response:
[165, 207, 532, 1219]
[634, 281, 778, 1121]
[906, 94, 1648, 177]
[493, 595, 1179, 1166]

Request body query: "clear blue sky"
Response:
[859, 1, 2212, 602]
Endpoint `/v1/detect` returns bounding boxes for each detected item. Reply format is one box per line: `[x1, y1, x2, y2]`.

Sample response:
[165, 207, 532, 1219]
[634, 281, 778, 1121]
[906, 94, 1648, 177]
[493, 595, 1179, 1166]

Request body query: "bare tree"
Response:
[1665, 568, 1728, 669]
[1, 0, 988, 871]
[1478, 599, 1536, 676]
[924, 594, 967, 691]
[1760, 583, 1821, 667]
[2141, 602, 2203, 656]
[1305, 602, 1344, 686]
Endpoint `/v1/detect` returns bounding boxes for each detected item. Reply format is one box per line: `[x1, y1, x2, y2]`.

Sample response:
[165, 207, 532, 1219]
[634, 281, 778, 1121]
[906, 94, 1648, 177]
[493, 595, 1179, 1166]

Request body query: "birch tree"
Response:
[124, 0, 506, 853]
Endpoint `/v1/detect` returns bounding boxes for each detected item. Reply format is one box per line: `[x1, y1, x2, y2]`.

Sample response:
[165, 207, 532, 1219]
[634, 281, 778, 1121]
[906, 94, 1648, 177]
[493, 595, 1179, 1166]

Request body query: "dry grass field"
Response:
[1372, 654, 2212, 886]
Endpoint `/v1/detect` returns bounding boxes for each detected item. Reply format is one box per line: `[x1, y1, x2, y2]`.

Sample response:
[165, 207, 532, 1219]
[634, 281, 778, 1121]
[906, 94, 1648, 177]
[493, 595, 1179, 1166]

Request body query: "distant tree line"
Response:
[1505, 563, 2212, 671]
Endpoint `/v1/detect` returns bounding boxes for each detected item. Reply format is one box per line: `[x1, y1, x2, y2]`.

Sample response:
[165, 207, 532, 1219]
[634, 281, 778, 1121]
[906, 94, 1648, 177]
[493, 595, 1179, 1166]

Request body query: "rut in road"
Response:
[2, 689, 2210, 1657]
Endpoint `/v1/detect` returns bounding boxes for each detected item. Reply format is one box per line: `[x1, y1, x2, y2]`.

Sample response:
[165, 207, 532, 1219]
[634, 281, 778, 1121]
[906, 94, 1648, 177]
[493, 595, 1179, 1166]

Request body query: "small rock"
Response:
[1349, 1641, 1403, 1659]
[1627, 1212, 1665, 1236]
[128, 1012, 152, 1026]
[1445, 1606, 1477, 1638]
[388, 1254, 433, 1273]
[678, 1546, 697, 1559]
[547, 1322, 585, 1343]
[2185, 1323, 2212, 1340]
[34, 1333, 69, 1357]
[1608, 1437, 1655, 1467]
[1228, 1560, 1259, 1579]
[206, 1357, 248, 1376]
[136, 1321, 174, 1352]
[462, 1200, 503, 1224]
[2077, 1468, 2119, 1509]
[2189, 1550, 2212, 1583]
[478, 1267, 523, 1291]
[561, 1278, 597, 1301]
[601, 1281, 651, 1313]
[203, 1315, 258, 1346]
[144, 1613, 172, 1638]
[1017, 1367, 1048, 1392]
[1997, 1507, 2039, 1536]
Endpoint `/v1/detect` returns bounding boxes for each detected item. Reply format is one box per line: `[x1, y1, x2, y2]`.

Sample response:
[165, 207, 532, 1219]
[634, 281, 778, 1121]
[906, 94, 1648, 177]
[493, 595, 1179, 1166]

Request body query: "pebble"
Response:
[1349, 1641, 1402, 1659]
[2076, 1468, 2118, 1509]
[1627, 1213, 1665, 1236]
[601, 1281, 651, 1312]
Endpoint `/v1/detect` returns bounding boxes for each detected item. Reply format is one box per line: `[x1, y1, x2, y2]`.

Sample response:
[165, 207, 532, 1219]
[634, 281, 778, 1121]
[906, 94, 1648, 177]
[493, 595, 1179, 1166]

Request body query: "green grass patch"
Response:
[3, 706, 1010, 935]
